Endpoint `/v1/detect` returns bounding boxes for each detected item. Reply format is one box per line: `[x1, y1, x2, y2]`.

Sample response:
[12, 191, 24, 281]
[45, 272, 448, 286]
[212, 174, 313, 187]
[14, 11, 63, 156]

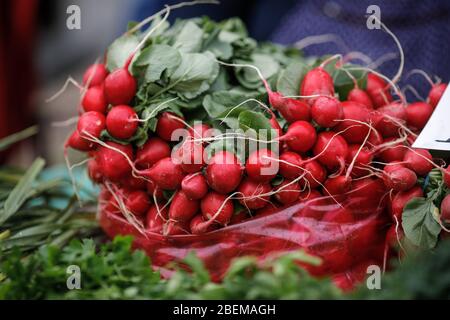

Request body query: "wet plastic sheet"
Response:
[99, 178, 390, 284]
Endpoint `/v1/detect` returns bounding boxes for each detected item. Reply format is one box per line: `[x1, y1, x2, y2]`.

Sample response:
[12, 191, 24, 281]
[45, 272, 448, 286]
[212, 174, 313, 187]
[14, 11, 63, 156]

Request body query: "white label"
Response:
[413, 85, 450, 151]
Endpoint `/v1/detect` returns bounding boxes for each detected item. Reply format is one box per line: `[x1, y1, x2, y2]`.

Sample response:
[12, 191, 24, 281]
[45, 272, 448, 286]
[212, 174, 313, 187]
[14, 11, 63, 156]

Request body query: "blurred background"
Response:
[1, 0, 449, 167]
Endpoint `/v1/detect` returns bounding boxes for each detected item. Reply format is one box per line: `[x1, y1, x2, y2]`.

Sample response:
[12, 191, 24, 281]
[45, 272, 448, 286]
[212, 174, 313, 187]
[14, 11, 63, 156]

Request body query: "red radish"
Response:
[106, 105, 138, 139]
[405, 102, 433, 130]
[346, 145, 373, 177]
[256, 203, 281, 217]
[181, 173, 208, 200]
[374, 102, 407, 137]
[188, 123, 212, 140]
[237, 179, 271, 210]
[245, 149, 278, 183]
[230, 211, 249, 225]
[104, 68, 137, 105]
[281, 121, 317, 152]
[274, 179, 301, 205]
[311, 97, 343, 128]
[146, 205, 167, 233]
[335, 101, 371, 144]
[125, 190, 150, 216]
[82, 86, 108, 113]
[135, 137, 171, 169]
[428, 83, 447, 108]
[120, 174, 146, 190]
[382, 166, 417, 192]
[96, 142, 134, 181]
[67, 130, 94, 151]
[383, 161, 406, 173]
[83, 63, 108, 87]
[377, 138, 406, 163]
[206, 151, 243, 194]
[201, 191, 234, 226]
[77, 111, 106, 141]
[270, 95, 311, 123]
[143, 157, 185, 190]
[322, 207, 354, 223]
[347, 87, 374, 109]
[146, 179, 164, 200]
[348, 178, 386, 213]
[300, 189, 322, 202]
[366, 73, 393, 108]
[156, 112, 186, 142]
[313, 132, 349, 170]
[403, 148, 433, 176]
[323, 175, 352, 196]
[391, 186, 423, 220]
[300, 67, 335, 103]
[440, 194, 450, 222]
[163, 221, 189, 236]
[443, 166, 450, 188]
[367, 129, 383, 148]
[190, 215, 218, 234]
[386, 225, 403, 247]
[279, 151, 303, 179]
[169, 190, 200, 222]
[302, 159, 327, 189]
[174, 139, 205, 173]
[87, 158, 103, 183]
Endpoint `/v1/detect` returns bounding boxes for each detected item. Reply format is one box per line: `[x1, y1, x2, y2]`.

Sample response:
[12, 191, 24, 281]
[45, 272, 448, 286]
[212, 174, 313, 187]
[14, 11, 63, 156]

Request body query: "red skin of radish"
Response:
[440, 195, 450, 222]
[106, 105, 138, 139]
[382, 166, 417, 192]
[270, 92, 311, 123]
[347, 88, 374, 109]
[391, 186, 423, 220]
[146, 205, 167, 234]
[373, 102, 407, 138]
[403, 148, 433, 176]
[230, 211, 249, 225]
[302, 159, 327, 189]
[367, 129, 383, 148]
[104, 68, 137, 105]
[77, 111, 106, 141]
[313, 131, 349, 170]
[282, 121, 317, 153]
[443, 166, 450, 188]
[146, 179, 164, 200]
[206, 151, 243, 194]
[383, 161, 406, 173]
[135, 137, 171, 169]
[377, 138, 406, 163]
[237, 179, 271, 210]
[163, 221, 189, 236]
[169, 190, 200, 222]
[143, 157, 185, 190]
[274, 179, 301, 205]
[190, 215, 218, 234]
[125, 190, 150, 216]
[181, 173, 208, 200]
[346, 145, 373, 178]
[428, 83, 447, 108]
[67, 130, 94, 151]
[366, 73, 393, 108]
[300, 67, 335, 103]
[323, 175, 352, 196]
[405, 102, 433, 130]
[96, 142, 134, 181]
[120, 174, 146, 190]
[156, 112, 186, 142]
[82, 85, 108, 114]
[322, 207, 354, 223]
[83, 64, 108, 87]
[87, 158, 103, 183]
[311, 96, 343, 128]
[187, 123, 212, 140]
[174, 139, 205, 173]
[279, 151, 303, 179]
[201, 191, 234, 226]
[347, 178, 386, 214]
[335, 101, 371, 144]
[245, 149, 278, 183]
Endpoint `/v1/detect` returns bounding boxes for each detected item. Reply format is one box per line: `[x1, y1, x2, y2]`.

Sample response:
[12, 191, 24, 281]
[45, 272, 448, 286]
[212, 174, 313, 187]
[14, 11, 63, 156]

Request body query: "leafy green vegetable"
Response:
[106, 34, 139, 71]
[133, 44, 182, 82]
[173, 21, 204, 53]
[276, 61, 308, 97]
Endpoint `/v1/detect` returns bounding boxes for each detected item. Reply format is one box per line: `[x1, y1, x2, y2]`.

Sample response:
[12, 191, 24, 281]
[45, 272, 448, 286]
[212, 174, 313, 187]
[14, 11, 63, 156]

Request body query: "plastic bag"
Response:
[98, 177, 391, 285]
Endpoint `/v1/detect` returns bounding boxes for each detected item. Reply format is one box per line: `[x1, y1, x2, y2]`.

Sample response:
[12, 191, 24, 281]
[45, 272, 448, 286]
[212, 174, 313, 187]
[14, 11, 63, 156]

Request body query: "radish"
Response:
[96, 142, 134, 181]
[367, 129, 383, 148]
[230, 211, 249, 225]
[280, 121, 317, 152]
[83, 63, 108, 87]
[443, 166, 450, 188]
[279, 151, 303, 179]
[169, 190, 200, 222]
[201, 191, 234, 226]
[125, 190, 150, 216]
[181, 173, 208, 200]
[428, 83, 447, 108]
[143, 157, 185, 190]
[440, 194, 450, 223]
[187, 123, 212, 140]
[300, 67, 335, 103]
[347, 87, 374, 109]
[174, 139, 205, 173]
[335, 101, 371, 144]
[237, 178, 271, 210]
[274, 179, 301, 205]
[312, 132, 349, 170]
[245, 149, 278, 183]
[270, 94, 311, 123]
[190, 215, 218, 234]
[373, 102, 407, 138]
[346, 144, 373, 177]
[348, 178, 386, 213]
[146, 179, 164, 200]
[87, 158, 103, 183]
[104, 68, 137, 105]
[323, 175, 352, 196]
[206, 151, 243, 194]
[106, 105, 138, 139]
[120, 174, 146, 190]
[311, 96, 343, 128]
[403, 148, 433, 176]
[391, 186, 423, 220]
[135, 137, 171, 169]
[405, 102, 433, 130]
[67, 130, 94, 151]
[322, 207, 354, 223]
[156, 112, 186, 142]
[163, 221, 189, 236]
[366, 73, 393, 108]
[146, 204, 167, 233]
[377, 138, 406, 163]
[382, 166, 417, 192]
[302, 159, 327, 189]
[77, 111, 106, 141]
[82, 85, 108, 114]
